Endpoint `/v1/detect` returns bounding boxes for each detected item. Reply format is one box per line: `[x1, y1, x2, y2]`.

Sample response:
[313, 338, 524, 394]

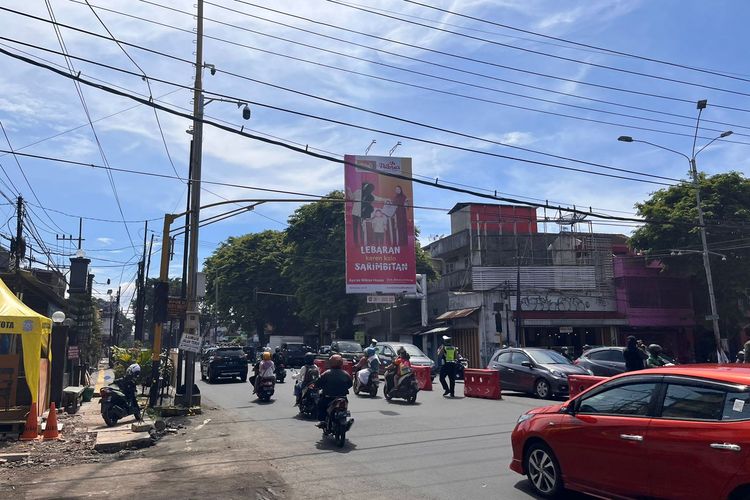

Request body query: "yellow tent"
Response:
[0, 278, 52, 404]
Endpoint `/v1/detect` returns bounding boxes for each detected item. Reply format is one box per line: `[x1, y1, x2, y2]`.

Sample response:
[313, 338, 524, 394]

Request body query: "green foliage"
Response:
[630, 172, 750, 335]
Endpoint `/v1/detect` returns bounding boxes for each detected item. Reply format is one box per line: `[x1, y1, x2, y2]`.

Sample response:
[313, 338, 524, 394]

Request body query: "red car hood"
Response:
[527, 402, 564, 415]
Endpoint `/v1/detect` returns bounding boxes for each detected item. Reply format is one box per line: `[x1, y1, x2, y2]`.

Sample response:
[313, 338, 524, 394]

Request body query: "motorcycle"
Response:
[298, 384, 319, 419]
[255, 376, 276, 402]
[352, 370, 379, 398]
[275, 364, 287, 383]
[321, 397, 353, 448]
[383, 368, 419, 403]
[456, 356, 468, 380]
[100, 381, 141, 427]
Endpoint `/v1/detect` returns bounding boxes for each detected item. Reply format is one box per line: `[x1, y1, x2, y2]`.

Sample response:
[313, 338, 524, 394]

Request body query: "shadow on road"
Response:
[513, 479, 591, 499]
[315, 438, 358, 453]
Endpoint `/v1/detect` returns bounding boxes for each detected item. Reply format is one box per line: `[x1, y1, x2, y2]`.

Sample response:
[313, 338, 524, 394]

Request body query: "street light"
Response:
[618, 99, 732, 362]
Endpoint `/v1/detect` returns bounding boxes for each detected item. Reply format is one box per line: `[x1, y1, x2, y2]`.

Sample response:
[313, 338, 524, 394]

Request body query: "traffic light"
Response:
[153, 281, 169, 324]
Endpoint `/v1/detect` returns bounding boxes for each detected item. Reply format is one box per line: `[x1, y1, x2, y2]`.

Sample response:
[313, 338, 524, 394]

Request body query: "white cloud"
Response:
[97, 237, 114, 245]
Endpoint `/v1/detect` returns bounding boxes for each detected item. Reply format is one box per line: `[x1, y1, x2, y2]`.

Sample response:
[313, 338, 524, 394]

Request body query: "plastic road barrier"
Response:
[463, 369, 501, 400]
[313, 358, 354, 377]
[567, 375, 608, 399]
[412, 365, 432, 391]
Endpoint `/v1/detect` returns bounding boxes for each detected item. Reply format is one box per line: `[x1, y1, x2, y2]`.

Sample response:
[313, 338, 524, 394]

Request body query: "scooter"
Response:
[255, 376, 276, 402]
[298, 384, 319, 419]
[384, 369, 419, 403]
[275, 364, 287, 383]
[456, 355, 468, 380]
[100, 380, 141, 426]
[352, 370, 379, 397]
[321, 397, 353, 448]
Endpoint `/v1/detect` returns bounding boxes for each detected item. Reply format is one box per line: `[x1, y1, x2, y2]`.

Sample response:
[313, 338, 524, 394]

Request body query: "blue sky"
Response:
[1, 0, 749, 309]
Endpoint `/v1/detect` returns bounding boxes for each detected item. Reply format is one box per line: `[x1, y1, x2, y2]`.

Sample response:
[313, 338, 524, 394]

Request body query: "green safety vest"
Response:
[444, 346, 456, 362]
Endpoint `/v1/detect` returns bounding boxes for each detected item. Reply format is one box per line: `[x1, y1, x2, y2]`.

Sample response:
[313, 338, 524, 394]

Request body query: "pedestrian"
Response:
[561, 346, 573, 361]
[736, 351, 745, 363]
[437, 335, 458, 397]
[624, 336, 645, 371]
[646, 344, 667, 368]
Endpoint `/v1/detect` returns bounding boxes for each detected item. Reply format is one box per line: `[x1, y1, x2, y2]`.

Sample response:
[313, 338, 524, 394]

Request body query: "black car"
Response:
[487, 347, 591, 399]
[575, 346, 676, 376]
[328, 340, 364, 362]
[200, 346, 248, 383]
[284, 343, 312, 368]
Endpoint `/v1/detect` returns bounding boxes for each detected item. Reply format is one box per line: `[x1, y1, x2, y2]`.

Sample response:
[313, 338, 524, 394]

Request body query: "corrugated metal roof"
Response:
[435, 307, 480, 320]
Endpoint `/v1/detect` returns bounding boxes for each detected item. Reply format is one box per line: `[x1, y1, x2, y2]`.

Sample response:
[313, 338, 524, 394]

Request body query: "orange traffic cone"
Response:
[20, 403, 40, 441]
[43, 403, 60, 440]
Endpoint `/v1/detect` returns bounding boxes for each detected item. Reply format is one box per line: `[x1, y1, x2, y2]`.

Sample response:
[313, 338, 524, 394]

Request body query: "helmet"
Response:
[370, 338, 378, 346]
[365, 347, 376, 357]
[275, 347, 281, 353]
[262, 351, 272, 361]
[263, 347, 272, 353]
[126, 363, 141, 378]
[329, 354, 344, 368]
[648, 344, 662, 355]
[304, 352, 315, 365]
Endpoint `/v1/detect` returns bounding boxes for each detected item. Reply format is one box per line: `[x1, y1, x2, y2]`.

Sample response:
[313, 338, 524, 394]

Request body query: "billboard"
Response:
[344, 155, 416, 294]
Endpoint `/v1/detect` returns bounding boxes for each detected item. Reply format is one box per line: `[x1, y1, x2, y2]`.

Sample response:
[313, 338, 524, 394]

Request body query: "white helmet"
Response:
[126, 363, 141, 378]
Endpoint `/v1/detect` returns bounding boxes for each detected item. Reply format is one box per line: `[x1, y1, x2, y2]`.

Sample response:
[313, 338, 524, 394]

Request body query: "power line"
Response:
[0, 43, 687, 187]
[328, 0, 750, 97]
[41, 0, 138, 257]
[400, 0, 750, 83]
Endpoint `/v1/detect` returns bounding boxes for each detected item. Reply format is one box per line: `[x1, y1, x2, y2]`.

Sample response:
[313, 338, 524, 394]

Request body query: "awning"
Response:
[416, 326, 450, 336]
[435, 307, 480, 320]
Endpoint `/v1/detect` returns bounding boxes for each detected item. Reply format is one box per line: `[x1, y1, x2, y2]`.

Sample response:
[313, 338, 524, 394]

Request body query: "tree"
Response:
[203, 230, 301, 347]
[630, 172, 750, 342]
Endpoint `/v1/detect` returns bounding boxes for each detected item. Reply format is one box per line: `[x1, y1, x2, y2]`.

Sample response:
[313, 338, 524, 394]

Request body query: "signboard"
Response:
[178, 333, 202, 353]
[344, 155, 416, 294]
[354, 330, 365, 345]
[559, 326, 573, 334]
[167, 297, 187, 319]
[367, 295, 395, 304]
[67, 346, 79, 359]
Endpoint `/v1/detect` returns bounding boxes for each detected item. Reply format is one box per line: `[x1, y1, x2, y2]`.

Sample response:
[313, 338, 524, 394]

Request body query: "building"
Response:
[423, 202, 697, 367]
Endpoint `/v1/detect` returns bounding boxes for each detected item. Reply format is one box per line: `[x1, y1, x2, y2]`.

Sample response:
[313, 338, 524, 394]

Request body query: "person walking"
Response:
[624, 336, 645, 372]
[437, 335, 458, 397]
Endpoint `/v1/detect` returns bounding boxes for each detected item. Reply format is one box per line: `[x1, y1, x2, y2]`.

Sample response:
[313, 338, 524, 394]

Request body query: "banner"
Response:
[345, 155, 416, 294]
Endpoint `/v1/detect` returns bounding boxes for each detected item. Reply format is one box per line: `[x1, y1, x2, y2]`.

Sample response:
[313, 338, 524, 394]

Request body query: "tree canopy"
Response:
[630, 172, 750, 337]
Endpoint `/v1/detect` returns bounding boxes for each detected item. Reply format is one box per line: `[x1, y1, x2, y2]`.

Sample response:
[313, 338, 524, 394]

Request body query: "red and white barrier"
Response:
[313, 358, 354, 378]
[567, 375, 607, 399]
[463, 369, 502, 400]
[412, 365, 432, 391]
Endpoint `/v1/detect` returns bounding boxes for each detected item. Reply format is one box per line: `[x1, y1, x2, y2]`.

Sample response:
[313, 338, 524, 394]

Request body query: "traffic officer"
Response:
[437, 335, 457, 397]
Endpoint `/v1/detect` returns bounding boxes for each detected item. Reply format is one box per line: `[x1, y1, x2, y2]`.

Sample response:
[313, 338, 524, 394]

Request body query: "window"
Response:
[511, 352, 531, 365]
[497, 352, 512, 363]
[578, 383, 657, 416]
[529, 350, 571, 365]
[723, 392, 750, 421]
[660, 384, 725, 420]
[589, 349, 625, 362]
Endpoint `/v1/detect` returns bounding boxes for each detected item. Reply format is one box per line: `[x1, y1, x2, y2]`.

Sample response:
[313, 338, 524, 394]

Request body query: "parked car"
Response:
[200, 346, 248, 383]
[510, 365, 750, 499]
[318, 345, 331, 355]
[375, 342, 436, 378]
[328, 340, 364, 362]
[487, 347, 591, 399]
[284, 343, 312, 368]
[575, 346, 677, 376]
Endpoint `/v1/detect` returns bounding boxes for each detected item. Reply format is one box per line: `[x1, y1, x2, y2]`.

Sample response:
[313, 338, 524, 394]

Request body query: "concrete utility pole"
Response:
[184, 0, 205, 405]
[134, 220, 148, 341]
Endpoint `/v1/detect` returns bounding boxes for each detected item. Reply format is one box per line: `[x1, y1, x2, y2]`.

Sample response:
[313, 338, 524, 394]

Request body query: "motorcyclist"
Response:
[393, 351, 413, 390]
[314, 354, 352, 427]
[113, 363, 141, 420]
[384, 346, 407, 393]
[647, 344, 667, 368]
[356, 347, 380, 387]
[254, 351, 276, 394]
[273, 346, 286, 367]
[294, 352, 319, 406]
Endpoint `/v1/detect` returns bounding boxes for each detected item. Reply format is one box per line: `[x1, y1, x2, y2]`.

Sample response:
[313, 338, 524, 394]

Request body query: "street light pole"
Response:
[618, 100, 732, 362]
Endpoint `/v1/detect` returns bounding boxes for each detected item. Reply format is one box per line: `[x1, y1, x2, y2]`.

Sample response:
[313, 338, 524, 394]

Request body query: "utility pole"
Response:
[12, 196, 24, 271]
[514, 249, 523, 348]
[184, 0, 205, 406]
[113, 286, 121, 346]
[133, 220, 148, 342]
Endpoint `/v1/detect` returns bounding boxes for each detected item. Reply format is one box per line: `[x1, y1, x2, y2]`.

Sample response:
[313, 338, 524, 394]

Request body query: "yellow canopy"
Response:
[0, 278, 52, 404]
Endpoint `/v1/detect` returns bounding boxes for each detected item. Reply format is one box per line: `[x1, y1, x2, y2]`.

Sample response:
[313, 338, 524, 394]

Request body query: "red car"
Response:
[510, 365, 750, 499]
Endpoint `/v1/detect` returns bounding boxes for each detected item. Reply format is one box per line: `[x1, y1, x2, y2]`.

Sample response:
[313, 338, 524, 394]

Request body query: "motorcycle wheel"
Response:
[353, 380, 360, 395]
[102, 406, 118, 427]
[336, 429, 346, 448]
[384, 384, 392, 401]
[407, 393, 417, 404]
[369, 387, 377, 398]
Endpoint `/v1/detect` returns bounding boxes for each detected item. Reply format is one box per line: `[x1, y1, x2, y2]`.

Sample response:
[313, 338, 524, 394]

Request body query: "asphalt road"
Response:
[197, 367, 581, 500]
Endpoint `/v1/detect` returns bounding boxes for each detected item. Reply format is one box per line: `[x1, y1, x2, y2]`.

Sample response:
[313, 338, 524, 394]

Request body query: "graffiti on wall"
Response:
[521, 295, 591, 312]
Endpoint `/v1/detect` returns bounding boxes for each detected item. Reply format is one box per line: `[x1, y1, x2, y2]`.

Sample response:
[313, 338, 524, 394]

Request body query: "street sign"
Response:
[559, 326, 573, 334]
[185, 311, 200, 330]
[367, 295, 395, 304]
[167, 297, 187, 318]
[178, 333, 202, 353]
[705, 314, 720, 321]
[67, 346, 79, 359]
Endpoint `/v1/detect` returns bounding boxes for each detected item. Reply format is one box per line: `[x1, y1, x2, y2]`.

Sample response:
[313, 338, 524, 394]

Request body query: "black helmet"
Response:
[648, 344, 662, 355]
[275, 347, 281, 353]
[304, 352, 315, 365]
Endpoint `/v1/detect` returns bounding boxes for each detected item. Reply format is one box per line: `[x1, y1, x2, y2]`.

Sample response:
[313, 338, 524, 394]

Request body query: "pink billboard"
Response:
[344, 155, 416, 294]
